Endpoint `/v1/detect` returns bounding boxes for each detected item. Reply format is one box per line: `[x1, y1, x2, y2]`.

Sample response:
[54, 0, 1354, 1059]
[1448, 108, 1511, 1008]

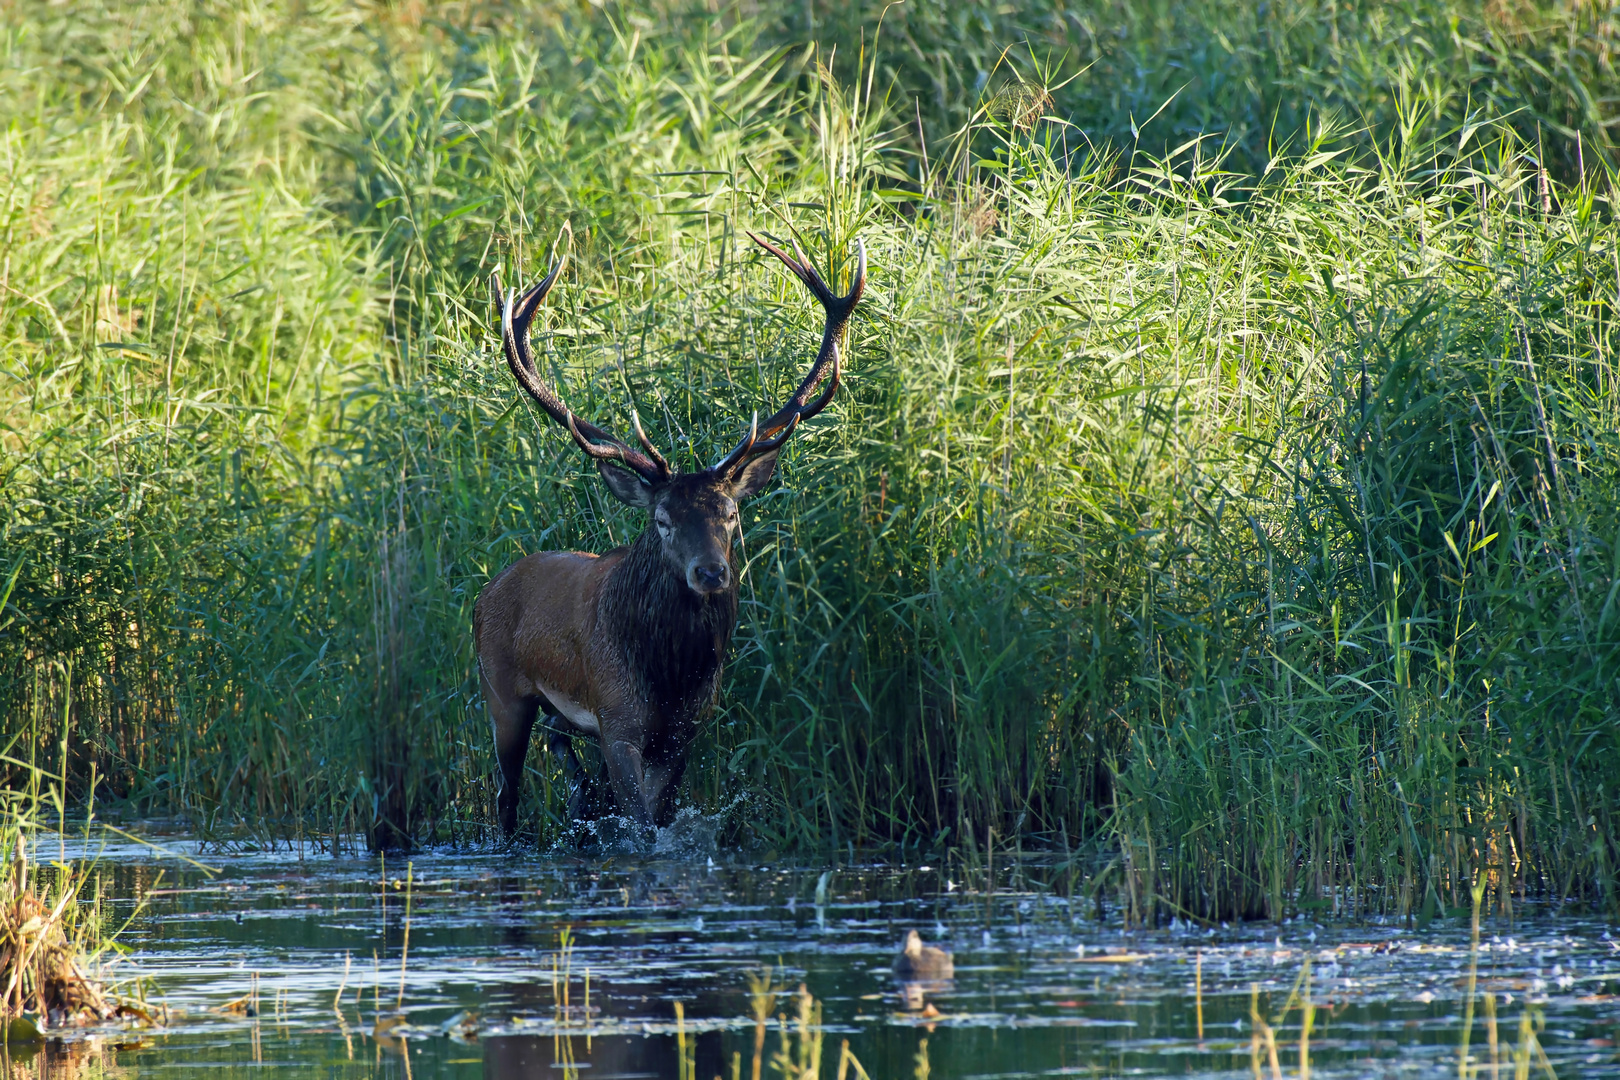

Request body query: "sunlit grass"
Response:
[1, 0, 1617, 920]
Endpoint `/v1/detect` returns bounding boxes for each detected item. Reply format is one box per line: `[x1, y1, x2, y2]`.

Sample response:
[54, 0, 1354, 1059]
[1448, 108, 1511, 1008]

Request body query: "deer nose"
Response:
[688, 561, 730, 594]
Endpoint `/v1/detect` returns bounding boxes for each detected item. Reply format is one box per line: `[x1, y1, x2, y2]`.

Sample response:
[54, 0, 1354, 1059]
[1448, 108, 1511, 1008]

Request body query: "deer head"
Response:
[492, 231, 866, 598]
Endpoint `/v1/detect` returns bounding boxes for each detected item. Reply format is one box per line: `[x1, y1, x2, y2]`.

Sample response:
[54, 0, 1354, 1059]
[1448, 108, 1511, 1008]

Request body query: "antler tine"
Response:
[498, 227, 671, 484]
[711, 412, 759, 476]
[717, 233, 864, 478]
[745, 409, 801, 456]
[725, 350, 838, 469]
[750, 234, 834, 305]
[630, 408, 672, 476]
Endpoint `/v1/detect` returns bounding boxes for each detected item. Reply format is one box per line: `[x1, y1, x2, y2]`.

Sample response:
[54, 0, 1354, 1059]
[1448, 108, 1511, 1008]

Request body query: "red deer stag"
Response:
[477, 230, 865, 840]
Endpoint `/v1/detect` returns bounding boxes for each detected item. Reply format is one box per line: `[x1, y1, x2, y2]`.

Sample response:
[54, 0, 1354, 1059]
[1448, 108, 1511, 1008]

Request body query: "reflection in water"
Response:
[0, 1036, 147, 1079]
[483, 1031, 724, 1080]
[18, 834, 1620, 1079]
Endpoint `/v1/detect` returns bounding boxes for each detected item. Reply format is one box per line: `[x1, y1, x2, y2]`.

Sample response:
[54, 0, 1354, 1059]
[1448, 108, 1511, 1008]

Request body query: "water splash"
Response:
[551, 796, 749, 860]
[650, 804, 729, 859]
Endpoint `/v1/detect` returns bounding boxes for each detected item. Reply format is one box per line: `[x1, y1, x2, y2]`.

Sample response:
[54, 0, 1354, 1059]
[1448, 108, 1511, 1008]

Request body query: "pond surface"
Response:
[11, 827, 1620, 1079]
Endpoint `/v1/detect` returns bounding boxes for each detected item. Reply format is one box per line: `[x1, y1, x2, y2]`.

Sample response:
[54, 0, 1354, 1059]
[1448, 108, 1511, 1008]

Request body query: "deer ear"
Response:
[728, 448, 780, 500]
[597, 460, 654, 507]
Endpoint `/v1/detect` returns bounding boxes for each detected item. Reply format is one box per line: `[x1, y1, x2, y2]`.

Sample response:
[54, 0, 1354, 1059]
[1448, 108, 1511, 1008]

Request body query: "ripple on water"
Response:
[18, 830, 1620, 1079]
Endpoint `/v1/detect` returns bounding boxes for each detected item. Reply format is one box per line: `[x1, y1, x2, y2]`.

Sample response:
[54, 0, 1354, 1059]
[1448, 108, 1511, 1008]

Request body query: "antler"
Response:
[712, 233, 866, 478]
[494, 227, 672, 486]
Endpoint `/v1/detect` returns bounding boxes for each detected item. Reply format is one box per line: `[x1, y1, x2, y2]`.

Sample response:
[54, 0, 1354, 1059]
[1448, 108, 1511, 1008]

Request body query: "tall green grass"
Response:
[802, 0, 1620, 181]
[1, 0, 1617, 919]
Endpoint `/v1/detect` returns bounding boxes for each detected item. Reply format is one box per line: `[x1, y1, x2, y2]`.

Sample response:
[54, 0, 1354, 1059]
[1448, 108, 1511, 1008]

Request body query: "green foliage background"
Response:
[3, 0, 1619, 919]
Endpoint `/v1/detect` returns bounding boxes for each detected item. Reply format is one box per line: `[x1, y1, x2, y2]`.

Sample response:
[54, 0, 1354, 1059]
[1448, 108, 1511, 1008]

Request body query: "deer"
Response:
[476, 228, 866, 841]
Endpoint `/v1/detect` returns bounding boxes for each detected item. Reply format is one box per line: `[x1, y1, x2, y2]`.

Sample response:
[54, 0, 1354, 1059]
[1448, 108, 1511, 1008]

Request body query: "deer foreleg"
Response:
[644, 755, 689, 828]
[602, 738, 656, 835]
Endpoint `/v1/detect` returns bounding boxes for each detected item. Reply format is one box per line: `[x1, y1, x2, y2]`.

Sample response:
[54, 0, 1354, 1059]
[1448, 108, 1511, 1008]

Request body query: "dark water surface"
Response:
[12, 829, 1620, 1078]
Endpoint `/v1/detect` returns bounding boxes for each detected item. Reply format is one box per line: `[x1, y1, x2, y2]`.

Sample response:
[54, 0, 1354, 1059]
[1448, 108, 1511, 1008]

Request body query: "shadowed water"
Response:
[10, 825, 1620, 1079]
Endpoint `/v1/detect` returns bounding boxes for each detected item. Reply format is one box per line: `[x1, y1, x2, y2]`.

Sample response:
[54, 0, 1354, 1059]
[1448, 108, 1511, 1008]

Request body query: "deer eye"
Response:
[654, 508, 672, 534]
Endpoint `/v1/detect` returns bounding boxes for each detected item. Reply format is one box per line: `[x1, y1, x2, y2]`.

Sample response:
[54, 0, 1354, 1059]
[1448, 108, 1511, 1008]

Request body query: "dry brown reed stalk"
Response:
[0, 834, 111, 1027]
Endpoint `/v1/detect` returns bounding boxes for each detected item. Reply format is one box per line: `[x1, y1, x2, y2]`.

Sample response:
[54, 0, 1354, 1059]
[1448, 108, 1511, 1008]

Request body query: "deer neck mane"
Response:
[600, 527, 737, 723]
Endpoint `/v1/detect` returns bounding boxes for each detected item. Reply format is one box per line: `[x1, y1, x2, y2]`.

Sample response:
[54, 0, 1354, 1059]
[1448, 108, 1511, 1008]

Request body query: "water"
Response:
[11, 829, 1620, 1078]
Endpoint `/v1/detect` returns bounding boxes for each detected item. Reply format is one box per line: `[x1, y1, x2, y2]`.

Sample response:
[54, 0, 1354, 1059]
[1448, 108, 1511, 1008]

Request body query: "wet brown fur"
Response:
[476, 466, 764, 837]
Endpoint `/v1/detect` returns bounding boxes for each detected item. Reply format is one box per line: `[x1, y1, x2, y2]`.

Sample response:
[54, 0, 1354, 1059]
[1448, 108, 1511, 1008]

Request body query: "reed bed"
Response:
[1, 0, 1617, 919]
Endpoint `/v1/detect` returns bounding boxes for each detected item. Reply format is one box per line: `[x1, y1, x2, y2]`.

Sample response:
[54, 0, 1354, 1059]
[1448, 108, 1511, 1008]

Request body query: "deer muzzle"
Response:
[686, 559, 731, 595]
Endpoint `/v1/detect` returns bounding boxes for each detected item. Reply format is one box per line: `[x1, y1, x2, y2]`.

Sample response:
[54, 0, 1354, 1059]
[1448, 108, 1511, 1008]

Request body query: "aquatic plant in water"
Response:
[0, 832, 110, 1028]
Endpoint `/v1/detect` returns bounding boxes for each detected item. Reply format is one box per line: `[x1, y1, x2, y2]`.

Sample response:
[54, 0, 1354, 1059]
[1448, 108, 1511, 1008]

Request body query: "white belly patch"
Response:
[537, 680, 600, 736]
